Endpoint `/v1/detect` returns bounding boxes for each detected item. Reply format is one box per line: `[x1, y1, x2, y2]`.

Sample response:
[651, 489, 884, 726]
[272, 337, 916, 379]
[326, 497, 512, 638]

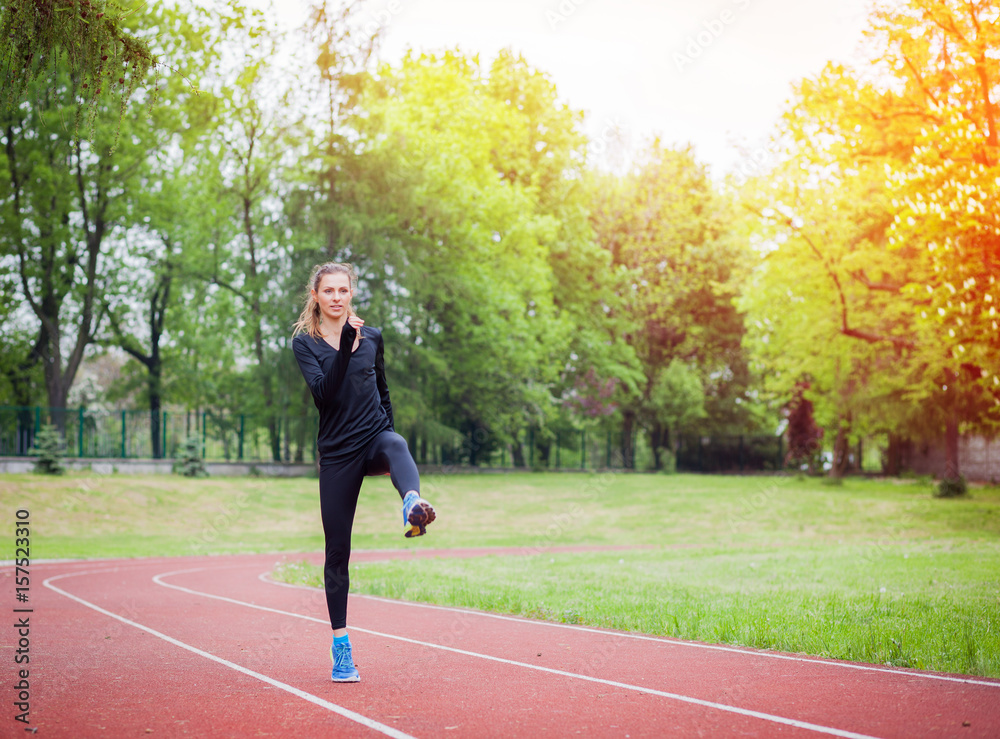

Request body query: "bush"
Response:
[657, 447, 676, 474]
[935, 476, 968, 498]
[175, 436, 208, 478]
[30, 424, 66, 475]
[784, 382, 824, 473]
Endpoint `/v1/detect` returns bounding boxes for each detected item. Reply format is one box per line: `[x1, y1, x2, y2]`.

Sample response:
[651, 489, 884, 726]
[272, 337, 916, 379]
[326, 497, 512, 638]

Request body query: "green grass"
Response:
[5, 470, 999, 676]
[315, 544, 998, 678]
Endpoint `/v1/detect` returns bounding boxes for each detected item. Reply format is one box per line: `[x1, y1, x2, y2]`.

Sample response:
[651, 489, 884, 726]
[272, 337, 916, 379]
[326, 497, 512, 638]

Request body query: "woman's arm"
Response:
[292, 324, 357, 403]
[374, 330, 394, 430]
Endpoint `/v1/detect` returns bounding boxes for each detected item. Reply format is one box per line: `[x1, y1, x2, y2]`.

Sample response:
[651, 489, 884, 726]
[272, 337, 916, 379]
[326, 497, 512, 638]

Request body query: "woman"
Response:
[292, 262, 436, 683]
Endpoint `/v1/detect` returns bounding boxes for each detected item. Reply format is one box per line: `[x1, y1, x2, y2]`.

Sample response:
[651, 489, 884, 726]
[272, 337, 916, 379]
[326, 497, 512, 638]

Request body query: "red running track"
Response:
[7, 549, 999, 738]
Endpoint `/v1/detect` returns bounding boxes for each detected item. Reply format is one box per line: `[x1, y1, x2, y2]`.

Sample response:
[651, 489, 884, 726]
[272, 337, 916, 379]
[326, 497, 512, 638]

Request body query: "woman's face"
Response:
[313, 272, 352, 325]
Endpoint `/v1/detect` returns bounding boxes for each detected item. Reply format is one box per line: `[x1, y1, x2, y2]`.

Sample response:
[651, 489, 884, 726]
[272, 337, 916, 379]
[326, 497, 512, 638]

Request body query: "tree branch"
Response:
[848, 270, 905, 292]
[782, 216, 916, 350]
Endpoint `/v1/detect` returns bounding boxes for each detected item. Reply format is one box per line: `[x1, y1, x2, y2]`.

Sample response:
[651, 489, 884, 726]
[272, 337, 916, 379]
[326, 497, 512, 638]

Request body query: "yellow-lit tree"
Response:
[743, 0, 1000, 481]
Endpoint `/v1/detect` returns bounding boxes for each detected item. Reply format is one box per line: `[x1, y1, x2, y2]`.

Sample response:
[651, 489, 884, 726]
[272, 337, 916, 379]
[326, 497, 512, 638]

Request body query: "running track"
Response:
[9, 549, 1000, 738]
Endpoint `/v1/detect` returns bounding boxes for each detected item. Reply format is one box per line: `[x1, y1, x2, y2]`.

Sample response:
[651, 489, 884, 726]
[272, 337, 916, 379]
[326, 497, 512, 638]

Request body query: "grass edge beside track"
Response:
[273, 546, 1000, 680]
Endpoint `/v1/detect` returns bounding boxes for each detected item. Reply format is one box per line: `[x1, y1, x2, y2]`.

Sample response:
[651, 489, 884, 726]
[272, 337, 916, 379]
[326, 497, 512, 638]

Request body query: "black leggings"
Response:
[319, 430, 420, 629]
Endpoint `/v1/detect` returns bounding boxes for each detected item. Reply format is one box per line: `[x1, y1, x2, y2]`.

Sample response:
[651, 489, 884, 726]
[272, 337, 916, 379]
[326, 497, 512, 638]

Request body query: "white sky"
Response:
[264, 0, 875, 176]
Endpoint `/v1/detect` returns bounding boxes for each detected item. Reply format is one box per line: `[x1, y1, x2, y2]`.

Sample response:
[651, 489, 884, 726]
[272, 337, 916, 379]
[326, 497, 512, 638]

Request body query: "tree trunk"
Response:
[884, 433, 902, 476]
[116, 267, 170, 459]
[943, 369, 961, 481]
[830, 420, 851, 478]
[537, 439, 551, 468]
[650, 422, 663, 471]
[622, 410, 635, 470]
[150, 381, 162, 460]
[944, 414, 960, 481]
[511, 439, 526, 468]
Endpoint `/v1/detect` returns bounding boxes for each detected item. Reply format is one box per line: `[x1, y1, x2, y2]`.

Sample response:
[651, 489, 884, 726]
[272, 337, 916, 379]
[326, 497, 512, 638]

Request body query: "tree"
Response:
[0, 0, 207, 427]
[1, 72, 127, 417]
[1, 0, 159, 143]
[101, 3, 225, 458]
[591, 142, 751, 469]
[743, 0, 1000, 480]
[154, 5, 301, 461]
[739, 153, 926, 476]
[350, 49, 607, 464]
[784, 382, 823, 473]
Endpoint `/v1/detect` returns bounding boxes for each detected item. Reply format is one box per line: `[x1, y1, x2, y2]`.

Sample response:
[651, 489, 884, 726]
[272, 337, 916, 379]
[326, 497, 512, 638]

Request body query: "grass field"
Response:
[5, 470, 999, 677]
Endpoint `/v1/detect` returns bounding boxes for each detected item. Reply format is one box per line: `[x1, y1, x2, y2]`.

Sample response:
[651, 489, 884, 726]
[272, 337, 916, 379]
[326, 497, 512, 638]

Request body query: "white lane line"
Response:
[42, 570, 416, 739]
[261, 572, 1000, 690]
[156, 569, 881, 739]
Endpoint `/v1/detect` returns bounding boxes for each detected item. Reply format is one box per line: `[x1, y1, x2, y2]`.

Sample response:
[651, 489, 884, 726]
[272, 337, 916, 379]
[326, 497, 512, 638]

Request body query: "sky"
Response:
[265, 0, 876, 177]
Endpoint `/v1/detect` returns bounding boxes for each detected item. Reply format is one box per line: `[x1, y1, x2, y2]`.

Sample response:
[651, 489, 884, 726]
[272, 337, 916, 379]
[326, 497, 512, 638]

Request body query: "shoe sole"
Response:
[405, 500, 436, 538]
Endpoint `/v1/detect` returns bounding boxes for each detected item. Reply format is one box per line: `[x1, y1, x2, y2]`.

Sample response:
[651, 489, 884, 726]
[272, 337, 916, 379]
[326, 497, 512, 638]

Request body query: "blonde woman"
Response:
[292, 262, 436, 682]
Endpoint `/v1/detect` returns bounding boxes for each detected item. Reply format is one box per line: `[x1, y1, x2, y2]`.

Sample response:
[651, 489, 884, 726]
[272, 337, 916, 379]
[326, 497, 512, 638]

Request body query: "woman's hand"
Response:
[347, 315, 365, 331]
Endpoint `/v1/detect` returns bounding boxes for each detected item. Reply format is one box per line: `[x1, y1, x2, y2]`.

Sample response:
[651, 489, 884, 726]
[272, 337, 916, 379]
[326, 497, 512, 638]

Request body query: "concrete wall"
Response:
[0, 457, 317, 477]
[0, 458, 572, 477]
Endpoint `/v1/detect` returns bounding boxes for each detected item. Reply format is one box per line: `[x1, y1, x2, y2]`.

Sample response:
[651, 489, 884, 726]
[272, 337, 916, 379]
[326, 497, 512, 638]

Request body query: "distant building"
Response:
[902, 436, 1000, 483]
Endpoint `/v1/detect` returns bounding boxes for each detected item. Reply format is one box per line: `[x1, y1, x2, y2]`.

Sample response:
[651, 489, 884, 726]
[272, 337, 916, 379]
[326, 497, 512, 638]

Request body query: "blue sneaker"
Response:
[401, 491, 436, 538]
[331, 639, 360, 683]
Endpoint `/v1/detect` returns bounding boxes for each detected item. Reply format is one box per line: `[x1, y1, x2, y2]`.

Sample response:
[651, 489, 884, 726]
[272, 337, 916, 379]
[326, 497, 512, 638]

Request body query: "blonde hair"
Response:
[293, 262, 358, 339]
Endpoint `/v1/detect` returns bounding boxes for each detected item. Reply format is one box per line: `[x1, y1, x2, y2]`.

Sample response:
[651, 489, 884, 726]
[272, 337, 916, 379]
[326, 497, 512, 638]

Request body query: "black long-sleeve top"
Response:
[292, 323, 394, 465]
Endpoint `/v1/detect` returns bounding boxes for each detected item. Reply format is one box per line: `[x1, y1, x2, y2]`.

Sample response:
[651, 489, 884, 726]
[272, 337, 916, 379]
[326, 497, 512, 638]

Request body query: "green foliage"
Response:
[0, 0, 159, 144]
[174, 436, 207, 478]
[1, 1, 790, 462]
[354, 49, 598, 454]
[29, 424, 65, 475]
[742, 0, 1000, 472]
[0, 1, 207, 414]
[590, 142, 753, 465]
[648, 359, 707, 431]
[935, 476, 968, 499]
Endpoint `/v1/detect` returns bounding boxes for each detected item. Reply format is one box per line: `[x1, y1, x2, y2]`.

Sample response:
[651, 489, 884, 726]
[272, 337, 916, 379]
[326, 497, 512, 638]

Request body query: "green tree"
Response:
[1, 0, 158, 142]
[0, 51, 152, 417]
[354, 49, 615, 464]
[591, 142, 751, 469]
[102, 3, 225, 458]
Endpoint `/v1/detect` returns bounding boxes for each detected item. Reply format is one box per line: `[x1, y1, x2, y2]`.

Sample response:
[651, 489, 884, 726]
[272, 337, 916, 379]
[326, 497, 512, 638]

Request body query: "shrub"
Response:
[784, 382, 823, 473]
[935, 476, 968, 498]
[30, 424, 66, 475]
[175, 436, 208, 478]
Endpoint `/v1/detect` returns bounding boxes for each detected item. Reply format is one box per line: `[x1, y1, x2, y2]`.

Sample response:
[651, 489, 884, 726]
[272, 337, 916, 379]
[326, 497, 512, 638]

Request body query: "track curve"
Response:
[7, 550, 998, 738]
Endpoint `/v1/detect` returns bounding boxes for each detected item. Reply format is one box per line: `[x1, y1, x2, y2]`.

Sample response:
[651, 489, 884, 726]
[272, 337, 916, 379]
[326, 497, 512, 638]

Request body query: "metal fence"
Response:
[675, 434, 785, 473]
[1, 405, 889, 474]
[0, 406, 319, 463]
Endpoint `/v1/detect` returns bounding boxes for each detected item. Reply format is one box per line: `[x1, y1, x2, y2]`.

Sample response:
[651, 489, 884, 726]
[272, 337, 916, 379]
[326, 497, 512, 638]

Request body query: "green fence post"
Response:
[606, 428, 611, 468]
[121, 410, 127, 458]
[34, 406, 40, 434]
[163, 411, 168, 458]
[529, 428, 534, 468]
[555, 431, 560, 469]
[238, 414, 245, 460]
[581, 429, 586, 470]
[78, 406, 84, 457]
[202, 410, 207, 458]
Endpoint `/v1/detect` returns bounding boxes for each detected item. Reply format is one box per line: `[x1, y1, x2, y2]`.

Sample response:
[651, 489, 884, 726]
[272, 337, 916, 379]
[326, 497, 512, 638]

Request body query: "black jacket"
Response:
[292, 324, 394, 465]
